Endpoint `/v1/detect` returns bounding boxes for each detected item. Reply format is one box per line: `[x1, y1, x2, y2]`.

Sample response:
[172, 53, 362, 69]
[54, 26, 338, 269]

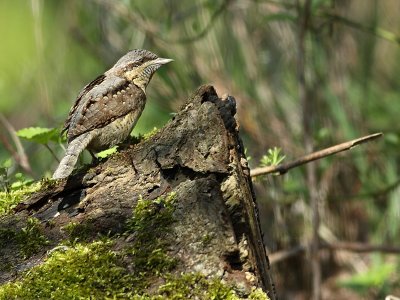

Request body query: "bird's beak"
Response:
[153, 57, 174, 65]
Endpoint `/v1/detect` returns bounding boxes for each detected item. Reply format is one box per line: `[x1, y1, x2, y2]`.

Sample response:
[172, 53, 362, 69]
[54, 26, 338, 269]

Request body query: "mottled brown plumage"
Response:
[52, 49, 172, 179]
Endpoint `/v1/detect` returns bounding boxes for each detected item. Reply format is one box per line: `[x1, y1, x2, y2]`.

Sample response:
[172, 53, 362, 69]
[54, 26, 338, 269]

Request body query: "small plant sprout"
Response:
[260, 147, 286, 167]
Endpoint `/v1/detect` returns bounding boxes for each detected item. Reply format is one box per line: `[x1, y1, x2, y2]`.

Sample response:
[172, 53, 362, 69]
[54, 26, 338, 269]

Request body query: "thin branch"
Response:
[323, 242, 400, 254]
[332, 178, 400, 201]
[0, 114, 33, 175]
[268, 245, 306, 265]
[324, 12, 400, 45]
[269, 242, 400, 265]
[250, 133, 383, 177]
[93, 0, 230, 44]
[171, 0, 230, 43]
[259, 1, 400, 45]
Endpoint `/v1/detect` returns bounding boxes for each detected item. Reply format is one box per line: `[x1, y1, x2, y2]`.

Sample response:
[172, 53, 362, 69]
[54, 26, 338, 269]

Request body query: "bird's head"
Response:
[108, 49, 173, 92]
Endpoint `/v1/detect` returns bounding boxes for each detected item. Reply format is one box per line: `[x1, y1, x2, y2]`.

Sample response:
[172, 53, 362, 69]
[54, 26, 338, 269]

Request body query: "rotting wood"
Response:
[1, 85, 276, 299]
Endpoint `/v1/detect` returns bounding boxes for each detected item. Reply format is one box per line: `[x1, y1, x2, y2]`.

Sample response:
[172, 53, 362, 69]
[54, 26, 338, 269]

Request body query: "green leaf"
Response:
[244, 148, 252, 162]
[311, 0, 331, 11]
[260, 147, 286, 167]
[337, 263, 395, 295]
[385, 133, 399, 145]
[191, 20, 200, 32]
[96, 146, 118, 159]
[1, 158, 12, 169]
[17, 127, 61, 144]
[10, 173, 33, 189]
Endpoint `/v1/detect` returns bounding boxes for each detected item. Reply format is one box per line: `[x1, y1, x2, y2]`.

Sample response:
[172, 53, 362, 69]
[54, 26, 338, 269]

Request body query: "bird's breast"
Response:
[88, 105, 145, 152]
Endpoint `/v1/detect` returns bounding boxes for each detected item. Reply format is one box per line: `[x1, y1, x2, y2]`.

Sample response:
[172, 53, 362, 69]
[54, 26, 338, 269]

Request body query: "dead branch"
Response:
[250, 133, 383, 177]
[268, 241, 400, 265]
[0, 113, 32, 175]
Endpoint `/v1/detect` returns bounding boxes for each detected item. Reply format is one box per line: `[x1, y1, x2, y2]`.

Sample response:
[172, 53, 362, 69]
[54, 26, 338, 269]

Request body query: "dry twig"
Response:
[250, 133, 383, 177]
[269, 241, 400, 265]
[0, 114, 32, 175]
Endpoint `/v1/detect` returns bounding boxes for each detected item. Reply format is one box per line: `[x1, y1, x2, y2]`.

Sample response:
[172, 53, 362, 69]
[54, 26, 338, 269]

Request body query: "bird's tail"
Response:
[52, 132, 94, 179]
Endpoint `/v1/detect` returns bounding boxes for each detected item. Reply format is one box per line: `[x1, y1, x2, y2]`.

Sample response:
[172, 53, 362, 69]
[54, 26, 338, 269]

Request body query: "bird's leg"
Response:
[88, 150, 99, 163]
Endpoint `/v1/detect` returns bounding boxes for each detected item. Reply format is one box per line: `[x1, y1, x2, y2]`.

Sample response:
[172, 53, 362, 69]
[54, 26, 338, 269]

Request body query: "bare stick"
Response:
[0, 113, 33, 175]
[268, 245, 306, 265]
[323, 242, 400, 254]
[250, 133, 383, 177]
[269, 241, 400, 265]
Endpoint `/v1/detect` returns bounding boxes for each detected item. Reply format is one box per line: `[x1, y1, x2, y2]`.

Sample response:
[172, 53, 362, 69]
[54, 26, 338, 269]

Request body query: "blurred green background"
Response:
[1, 0, 399, 299]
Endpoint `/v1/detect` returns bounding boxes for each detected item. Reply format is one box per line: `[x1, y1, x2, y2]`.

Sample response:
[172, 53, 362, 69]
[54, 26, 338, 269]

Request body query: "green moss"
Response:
[0, 192, 269, 299]
[96, 146, 118, 159]
[248, 288, 270, 299]
[0, 217, 49, 259]
[156, 273, 239, 299]
[0, 226, 16, 272]
[62, 221, 93, 243]
[0, 242, 267, 299]
[0, 181, 42, 216]
[0, 193, 179, 299]
[17, 217, 49, 258]
[0, 227, 15, 248]
[0, 240, 137, 299]
[0, 262, 13, 273]
[125, 193, 178, 279]
[130, 127, 160, 144]
[142, 127, 160, 140]
[155, 273, 269, 300]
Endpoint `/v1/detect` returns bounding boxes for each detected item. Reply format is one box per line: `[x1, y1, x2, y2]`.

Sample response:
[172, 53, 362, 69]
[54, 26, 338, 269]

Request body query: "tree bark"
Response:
[0, 85, 275, 299]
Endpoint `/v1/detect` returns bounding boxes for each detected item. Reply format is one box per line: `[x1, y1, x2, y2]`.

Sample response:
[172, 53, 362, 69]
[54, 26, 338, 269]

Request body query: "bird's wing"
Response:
[65, 75, 146, 142]
[62, 74, 106, 135]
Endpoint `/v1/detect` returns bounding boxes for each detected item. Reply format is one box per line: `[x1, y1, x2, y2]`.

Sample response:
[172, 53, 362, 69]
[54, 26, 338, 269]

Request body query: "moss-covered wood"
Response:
[0, 85, 275, 299]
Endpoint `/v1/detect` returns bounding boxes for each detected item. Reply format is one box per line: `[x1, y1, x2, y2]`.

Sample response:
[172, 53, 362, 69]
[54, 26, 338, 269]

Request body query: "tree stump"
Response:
[0, 85, 275, 299]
